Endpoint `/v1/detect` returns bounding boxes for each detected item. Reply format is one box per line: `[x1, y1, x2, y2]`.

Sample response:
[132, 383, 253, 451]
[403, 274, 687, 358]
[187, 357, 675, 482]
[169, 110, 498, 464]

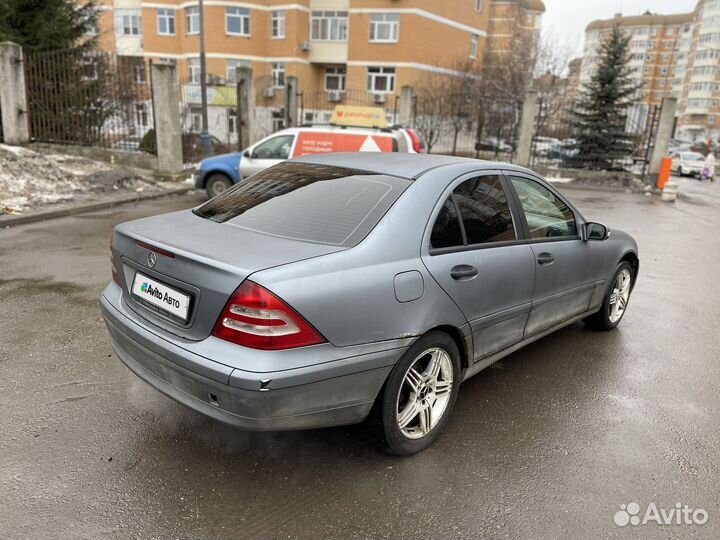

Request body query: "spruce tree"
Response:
[0, 0, 97, 52]
[571, 25, 642, 169]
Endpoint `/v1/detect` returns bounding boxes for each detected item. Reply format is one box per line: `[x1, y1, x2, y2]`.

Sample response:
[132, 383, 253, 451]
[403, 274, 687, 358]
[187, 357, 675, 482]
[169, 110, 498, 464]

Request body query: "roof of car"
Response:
[291, 152, 536, 180]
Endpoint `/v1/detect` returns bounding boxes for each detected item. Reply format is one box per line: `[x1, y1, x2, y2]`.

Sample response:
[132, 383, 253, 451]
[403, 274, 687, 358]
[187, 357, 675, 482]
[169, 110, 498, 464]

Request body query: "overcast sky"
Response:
[542, 0, 699, 58]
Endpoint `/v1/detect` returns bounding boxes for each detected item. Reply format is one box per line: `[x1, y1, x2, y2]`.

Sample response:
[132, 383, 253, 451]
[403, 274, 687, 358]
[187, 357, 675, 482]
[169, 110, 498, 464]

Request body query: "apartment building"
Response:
[95, 0, 497, 141]
[581, 2, 720, 142]
[484, 0, 544, 89]
[582, 12, 695, 134]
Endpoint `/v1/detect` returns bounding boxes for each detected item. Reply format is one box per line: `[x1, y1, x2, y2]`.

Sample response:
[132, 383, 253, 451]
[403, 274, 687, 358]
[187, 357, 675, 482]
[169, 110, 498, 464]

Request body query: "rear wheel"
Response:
[373, 332, 461, 456]
[205, 174, 232, 198]
[584, 262, 634, 331]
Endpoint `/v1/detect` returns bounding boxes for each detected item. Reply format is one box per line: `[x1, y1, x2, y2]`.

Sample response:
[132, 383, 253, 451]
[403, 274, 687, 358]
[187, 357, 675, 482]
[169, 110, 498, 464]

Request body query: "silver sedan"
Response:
[101, 153, 639, 455]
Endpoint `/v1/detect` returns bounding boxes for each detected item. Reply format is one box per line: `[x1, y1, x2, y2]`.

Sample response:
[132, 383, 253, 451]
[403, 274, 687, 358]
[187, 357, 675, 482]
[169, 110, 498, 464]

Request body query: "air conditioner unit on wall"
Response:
[374, 93, 386, 104]
[300, 41, 311, 51]
[263, 87, 276, 98]
[327, 90, 343, 102]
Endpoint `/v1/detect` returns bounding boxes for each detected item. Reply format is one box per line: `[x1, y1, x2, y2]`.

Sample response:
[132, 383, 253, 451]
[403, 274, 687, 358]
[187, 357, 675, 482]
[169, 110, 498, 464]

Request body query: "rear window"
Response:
[193, 162, 411, 247]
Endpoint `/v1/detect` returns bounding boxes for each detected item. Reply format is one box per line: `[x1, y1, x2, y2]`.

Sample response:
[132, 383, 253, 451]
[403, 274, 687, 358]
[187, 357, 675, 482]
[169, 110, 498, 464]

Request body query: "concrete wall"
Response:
[0, 42, 30, 144]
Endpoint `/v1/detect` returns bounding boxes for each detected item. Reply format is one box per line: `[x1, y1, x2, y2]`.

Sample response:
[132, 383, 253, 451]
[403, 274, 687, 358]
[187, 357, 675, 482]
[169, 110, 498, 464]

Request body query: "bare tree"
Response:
[412, 70, 449, 154]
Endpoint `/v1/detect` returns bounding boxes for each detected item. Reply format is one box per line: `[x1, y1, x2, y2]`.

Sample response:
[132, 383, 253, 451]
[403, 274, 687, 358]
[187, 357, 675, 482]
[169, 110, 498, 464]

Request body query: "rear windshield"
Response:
[194, 162, 411, 247]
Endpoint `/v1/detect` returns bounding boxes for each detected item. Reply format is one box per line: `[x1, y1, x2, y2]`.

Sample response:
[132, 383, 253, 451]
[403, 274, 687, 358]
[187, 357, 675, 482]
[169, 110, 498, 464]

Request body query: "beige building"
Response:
[582, 2, 720, 142]
[483, 0, 545, 94]
[93, 0, 546, 143]
[582, 12, 694, 135]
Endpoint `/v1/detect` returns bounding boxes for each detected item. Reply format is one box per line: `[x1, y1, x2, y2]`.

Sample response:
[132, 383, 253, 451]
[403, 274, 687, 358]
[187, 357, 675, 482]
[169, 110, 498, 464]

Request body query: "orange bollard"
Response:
[657, 157, 672, 189]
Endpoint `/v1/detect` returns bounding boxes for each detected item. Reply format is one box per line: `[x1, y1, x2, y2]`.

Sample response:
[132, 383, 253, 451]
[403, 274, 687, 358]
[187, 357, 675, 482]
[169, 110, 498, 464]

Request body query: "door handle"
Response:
[537, 252, 555, 265]
[450, 265, 478, 280]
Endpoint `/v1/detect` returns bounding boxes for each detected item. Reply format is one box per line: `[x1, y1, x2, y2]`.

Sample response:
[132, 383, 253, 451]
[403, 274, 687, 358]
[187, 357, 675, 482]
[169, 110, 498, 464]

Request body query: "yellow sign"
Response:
[330, 106, 388, 129]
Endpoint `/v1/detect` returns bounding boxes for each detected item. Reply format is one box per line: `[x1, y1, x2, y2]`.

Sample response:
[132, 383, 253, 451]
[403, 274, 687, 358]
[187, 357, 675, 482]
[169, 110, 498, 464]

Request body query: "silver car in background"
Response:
[101, 154, 639, 455]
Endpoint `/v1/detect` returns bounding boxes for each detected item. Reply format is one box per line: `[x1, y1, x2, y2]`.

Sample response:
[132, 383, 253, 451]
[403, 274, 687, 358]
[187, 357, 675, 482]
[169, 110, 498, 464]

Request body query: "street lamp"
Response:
[198, 0, 212, 156]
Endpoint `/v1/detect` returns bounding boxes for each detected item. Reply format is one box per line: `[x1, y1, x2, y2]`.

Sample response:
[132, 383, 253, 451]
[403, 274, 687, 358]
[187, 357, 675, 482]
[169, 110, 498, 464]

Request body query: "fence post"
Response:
[0, 42, 30, 144]
[515, 90, 538, 168]
[398, 85, 414, 126]
[236, 66, 254, 150]
[151, 63, 184, 176]
[649, 97, 678, 179]
[285, 76, 298, 127]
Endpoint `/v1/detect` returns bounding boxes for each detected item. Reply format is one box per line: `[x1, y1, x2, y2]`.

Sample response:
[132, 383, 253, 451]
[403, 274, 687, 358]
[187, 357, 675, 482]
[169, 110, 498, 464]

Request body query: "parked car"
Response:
[533, 136, 561, 157]
[102, 154, 639, 455]
[671, 151, 706, 177]
[547, 140, 580, 161]
[476, 137, 513, 154]
[193, 124, 425, 198]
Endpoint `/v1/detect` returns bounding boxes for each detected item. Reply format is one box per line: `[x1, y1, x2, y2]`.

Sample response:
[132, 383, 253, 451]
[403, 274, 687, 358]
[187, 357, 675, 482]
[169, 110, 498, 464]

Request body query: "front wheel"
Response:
[583, 262, 634, 331]
[373, 332, 461, 456]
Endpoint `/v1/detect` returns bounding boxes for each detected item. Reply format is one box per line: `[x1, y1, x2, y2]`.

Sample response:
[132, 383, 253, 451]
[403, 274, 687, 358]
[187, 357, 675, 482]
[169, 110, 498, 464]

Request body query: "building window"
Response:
[271, 62, 285, 88]
[135, 103, 149, 128]
[133, 61, 147, 84]
[367, 66, 396, 93]
[158, 8, 175, 35]
[186, 6, 199, 35]
[369, 14, 400, 43]
[226, 7, 250, 36]
[226, 59, 250, 84]
[710, 115, 716, 125]
[470, 34, 479, 58]
[272, 10, 285, 38]
[667, 28, 675, 36]
[325, 67, 346, 91]
[189, 107, 202, 132]
[311, 11, 348, 41]
[228, 109, 237, 134]
[115, 9, 141, 36]
[475, 0, 484, 13]
[661, 67, 668, 75]
[188, 58, 200, 83]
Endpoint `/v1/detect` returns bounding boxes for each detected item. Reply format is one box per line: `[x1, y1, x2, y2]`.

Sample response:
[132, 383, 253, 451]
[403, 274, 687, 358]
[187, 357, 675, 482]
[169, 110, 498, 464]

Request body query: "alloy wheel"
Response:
[609, 268, 632, 323]
[396, 347, 454, 440]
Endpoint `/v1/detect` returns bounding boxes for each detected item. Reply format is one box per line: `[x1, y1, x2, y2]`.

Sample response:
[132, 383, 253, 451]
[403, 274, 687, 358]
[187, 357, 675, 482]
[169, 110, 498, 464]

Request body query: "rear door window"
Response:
[194, 162, 411, 247]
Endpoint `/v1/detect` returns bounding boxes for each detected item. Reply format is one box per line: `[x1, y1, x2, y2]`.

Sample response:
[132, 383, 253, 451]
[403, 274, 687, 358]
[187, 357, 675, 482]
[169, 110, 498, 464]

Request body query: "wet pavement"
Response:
[1, 181, 719, 539]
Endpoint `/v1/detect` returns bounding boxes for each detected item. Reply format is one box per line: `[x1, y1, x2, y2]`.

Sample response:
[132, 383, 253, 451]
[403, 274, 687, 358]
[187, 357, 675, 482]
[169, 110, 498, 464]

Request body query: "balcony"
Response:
[308, 42, 349, 64]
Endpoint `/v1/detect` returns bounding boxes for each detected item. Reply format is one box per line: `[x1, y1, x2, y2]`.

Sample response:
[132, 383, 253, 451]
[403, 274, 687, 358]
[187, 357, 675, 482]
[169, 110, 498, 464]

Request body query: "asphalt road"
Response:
[1, 180, 719, 539]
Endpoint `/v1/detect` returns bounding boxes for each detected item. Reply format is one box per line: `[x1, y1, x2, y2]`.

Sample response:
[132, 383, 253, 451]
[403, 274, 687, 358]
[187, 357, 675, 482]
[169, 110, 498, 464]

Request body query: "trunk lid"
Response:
[112, 210, 344, 340]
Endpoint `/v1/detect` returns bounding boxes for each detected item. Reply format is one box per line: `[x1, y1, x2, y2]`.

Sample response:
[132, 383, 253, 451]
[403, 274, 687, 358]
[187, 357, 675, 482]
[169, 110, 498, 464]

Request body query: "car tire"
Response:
[372, 331, 462, 456]
[583, 261, 634, 331]
[205, 174, 232, 198]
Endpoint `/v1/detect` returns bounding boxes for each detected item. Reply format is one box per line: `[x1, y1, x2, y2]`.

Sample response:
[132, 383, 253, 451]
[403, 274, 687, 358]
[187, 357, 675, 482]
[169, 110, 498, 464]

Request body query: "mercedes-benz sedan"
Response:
[101, 154, 639, 455]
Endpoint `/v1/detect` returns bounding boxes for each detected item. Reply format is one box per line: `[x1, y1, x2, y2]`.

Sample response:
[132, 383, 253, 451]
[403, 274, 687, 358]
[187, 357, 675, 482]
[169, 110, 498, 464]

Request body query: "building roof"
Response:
[520, 0, 546, 12]
[491, 0, 546, 13]
[586, 12, 694, 31]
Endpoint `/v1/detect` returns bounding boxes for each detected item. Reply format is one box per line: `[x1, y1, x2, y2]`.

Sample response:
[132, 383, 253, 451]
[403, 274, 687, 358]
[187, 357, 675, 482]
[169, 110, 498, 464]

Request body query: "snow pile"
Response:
[0, 144, 160, 213]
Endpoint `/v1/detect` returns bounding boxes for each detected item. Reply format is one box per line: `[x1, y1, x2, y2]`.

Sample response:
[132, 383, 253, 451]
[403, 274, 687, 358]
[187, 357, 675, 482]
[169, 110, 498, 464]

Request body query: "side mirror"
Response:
[584, 222, 610, 241]
[243, 149, 251, 158]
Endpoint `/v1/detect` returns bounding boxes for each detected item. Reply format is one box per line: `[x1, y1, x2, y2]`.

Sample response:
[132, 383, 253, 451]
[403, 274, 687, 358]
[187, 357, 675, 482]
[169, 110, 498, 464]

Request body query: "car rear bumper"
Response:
[100, 285, 404, 431]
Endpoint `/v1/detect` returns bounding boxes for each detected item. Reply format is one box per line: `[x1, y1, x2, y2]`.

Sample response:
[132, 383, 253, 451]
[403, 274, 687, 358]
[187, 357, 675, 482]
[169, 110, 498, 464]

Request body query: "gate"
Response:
[24, 49, 154, 153]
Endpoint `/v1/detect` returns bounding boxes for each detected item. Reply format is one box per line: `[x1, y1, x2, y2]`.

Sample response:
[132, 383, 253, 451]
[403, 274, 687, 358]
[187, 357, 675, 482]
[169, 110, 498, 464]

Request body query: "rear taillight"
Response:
[212, 281, 326, 350]
[406, 128, 422, 154]
[110, 237, 121, 286]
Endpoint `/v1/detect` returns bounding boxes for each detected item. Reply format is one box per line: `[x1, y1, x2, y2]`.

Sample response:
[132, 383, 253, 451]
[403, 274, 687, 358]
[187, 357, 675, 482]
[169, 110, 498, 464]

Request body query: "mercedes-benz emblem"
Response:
[147, 252, 157, 268]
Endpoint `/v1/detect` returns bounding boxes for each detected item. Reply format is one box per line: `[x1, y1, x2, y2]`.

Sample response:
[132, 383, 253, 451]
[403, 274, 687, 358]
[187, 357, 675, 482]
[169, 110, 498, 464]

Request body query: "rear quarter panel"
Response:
[249, 165, 474, 347]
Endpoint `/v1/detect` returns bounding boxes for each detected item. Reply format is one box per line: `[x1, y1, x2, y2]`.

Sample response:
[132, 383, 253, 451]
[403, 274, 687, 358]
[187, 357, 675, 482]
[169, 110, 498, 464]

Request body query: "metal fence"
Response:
[531, 102, 661, 176]
[24, 49, 155, 153]
[413, 93, 521, 160]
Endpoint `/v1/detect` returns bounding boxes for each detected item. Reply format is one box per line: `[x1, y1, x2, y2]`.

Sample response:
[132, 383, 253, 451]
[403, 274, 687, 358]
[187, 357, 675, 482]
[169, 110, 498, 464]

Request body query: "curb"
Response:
[1, 186, 193, 228]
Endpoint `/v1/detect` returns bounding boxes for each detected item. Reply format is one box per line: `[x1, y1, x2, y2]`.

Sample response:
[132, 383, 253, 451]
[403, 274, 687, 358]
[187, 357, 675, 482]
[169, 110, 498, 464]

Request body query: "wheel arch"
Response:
[424, 324, 472, 371]
[200, 169, 234, 188]
[620, 251, 639, 289]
